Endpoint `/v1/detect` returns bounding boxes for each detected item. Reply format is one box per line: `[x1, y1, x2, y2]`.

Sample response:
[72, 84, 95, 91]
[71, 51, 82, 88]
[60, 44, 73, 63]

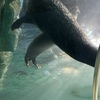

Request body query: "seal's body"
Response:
[25, 33, 54, 68]
[12, 0, 98, 67]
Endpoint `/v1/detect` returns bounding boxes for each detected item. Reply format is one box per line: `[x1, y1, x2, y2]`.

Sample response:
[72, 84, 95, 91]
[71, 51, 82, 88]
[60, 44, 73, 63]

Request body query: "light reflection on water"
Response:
[81, 25, 100, 47]
[61, 67, 79, 75]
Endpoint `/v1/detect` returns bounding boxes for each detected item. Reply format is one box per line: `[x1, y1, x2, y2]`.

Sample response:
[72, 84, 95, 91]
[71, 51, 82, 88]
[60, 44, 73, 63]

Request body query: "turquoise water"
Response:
[0, 0, 100, 100]
[0, 26, 99, 100]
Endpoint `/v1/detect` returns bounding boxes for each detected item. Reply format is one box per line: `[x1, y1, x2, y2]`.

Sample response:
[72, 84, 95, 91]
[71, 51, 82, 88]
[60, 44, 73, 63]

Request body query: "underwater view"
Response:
[0, 0, 100, 100]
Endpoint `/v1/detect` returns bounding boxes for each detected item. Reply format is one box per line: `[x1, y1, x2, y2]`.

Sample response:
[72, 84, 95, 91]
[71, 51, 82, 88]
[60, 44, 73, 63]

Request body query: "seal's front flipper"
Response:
[11, 15, 33, 30]
[93, 45, 100, 100]
[11, 16, 25, 30]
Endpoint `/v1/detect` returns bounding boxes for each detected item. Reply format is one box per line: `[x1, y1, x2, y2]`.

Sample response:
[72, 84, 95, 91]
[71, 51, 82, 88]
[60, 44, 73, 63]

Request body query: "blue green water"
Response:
[0, 26, 100, 100]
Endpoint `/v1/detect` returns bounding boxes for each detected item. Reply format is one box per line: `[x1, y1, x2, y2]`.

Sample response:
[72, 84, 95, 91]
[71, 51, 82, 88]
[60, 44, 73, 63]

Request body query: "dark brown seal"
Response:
[12, 0, 98, 67]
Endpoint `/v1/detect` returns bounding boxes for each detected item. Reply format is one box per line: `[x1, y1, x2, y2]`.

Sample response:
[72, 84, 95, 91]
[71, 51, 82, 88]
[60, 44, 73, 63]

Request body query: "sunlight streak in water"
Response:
[61, 67, 79, 75]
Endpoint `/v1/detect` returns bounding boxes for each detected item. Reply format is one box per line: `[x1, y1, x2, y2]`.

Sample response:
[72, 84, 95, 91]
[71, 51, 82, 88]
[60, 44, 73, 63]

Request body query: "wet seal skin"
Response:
[11, 0, 98, 68]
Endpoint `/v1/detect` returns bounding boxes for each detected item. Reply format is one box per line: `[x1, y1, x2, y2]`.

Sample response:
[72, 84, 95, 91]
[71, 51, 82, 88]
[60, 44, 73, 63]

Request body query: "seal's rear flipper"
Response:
[32, 60, 41, 69]
[11, 15, 33, 30]
[93, 45, 100, 100]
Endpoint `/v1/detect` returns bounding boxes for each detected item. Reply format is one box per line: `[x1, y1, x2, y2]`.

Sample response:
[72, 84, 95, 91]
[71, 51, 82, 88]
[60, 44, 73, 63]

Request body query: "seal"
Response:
[25, 33, 54, 68]
[12, 0, 98, 67]
[12, 0, 80, 67]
